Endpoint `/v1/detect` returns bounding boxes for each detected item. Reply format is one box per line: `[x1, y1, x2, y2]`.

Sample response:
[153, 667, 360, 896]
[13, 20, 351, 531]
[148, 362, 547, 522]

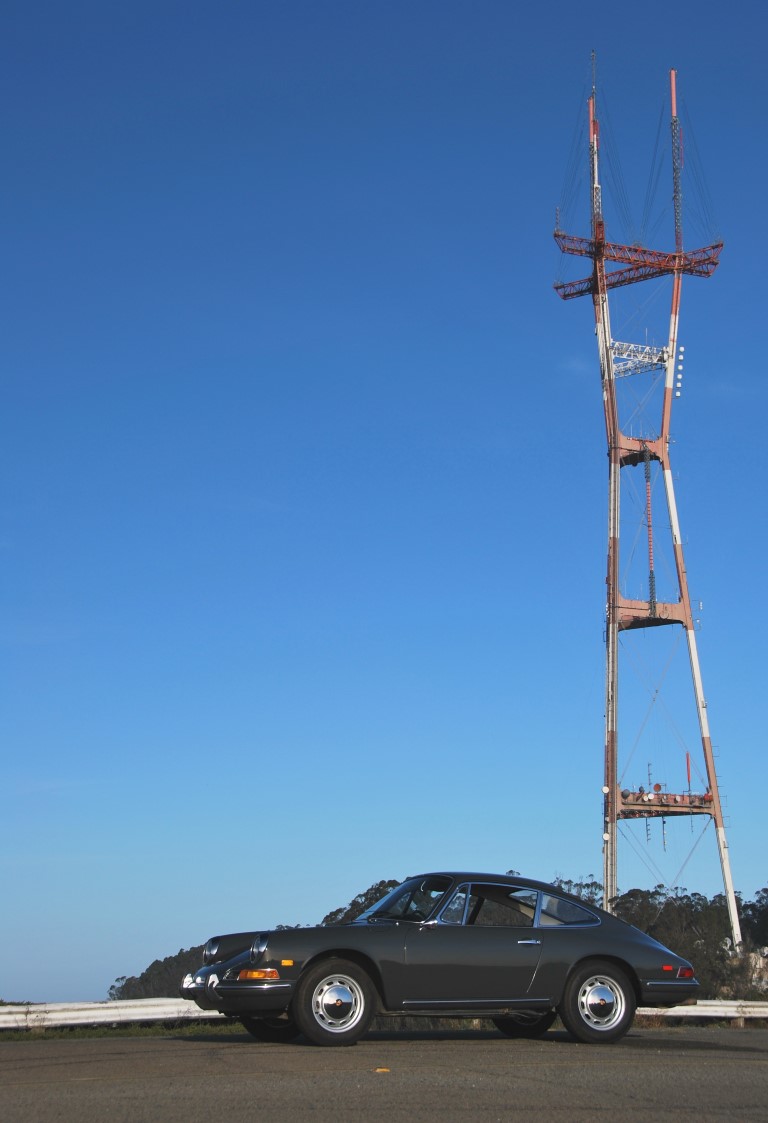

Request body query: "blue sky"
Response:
[2, 1, 766, 1002]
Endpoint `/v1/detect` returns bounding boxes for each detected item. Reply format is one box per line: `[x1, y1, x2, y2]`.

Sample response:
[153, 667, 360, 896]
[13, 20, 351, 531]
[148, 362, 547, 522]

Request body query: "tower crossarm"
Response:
[617, 784, 715, 819]
[553, 231, 723, 300]
[616, 595, 687, 630]
[611, 340, 668, 378]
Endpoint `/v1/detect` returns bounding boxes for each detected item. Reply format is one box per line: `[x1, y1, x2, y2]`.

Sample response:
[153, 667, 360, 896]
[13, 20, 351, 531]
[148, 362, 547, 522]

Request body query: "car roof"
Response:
[408, 871, 606, 907]
[408, 872, 584, 896]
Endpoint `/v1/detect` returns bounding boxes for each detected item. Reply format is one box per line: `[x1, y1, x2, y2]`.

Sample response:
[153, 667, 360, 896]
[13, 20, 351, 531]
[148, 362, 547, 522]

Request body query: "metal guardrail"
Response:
[0, 997, 766, 1031]
[640, 999, 768, 1021]
[0, 999, 224, 1030]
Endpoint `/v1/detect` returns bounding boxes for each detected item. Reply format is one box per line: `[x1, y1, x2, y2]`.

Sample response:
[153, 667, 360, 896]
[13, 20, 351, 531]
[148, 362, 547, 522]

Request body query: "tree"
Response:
[108, 977, 127, 1001]
[321, 879, 400, 926]
[742, 887, 768, 948]
[109, 946, 204, 1001]
[551, 874, 603, 906]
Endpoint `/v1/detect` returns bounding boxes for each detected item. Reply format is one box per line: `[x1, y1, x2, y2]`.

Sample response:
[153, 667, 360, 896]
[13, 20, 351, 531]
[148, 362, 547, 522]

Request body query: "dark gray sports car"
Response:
[180, 871, 697, 1045]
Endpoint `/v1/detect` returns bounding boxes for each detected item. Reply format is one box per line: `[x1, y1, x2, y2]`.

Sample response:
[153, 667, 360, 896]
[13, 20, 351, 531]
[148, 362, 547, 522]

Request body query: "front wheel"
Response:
[240, 1015, 301, 1042]
[492, 1009, 557, 1039]
[558, 960, 636, 1044]
[292, 959, 376, 1046]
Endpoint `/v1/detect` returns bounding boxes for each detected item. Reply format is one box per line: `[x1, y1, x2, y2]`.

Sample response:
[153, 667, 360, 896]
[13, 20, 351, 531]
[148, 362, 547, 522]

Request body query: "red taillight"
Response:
[661, 963, 694, 978]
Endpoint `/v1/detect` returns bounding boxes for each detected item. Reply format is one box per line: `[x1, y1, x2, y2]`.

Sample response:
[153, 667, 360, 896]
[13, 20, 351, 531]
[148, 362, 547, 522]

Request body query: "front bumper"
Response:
[181, 969, 294, 1014]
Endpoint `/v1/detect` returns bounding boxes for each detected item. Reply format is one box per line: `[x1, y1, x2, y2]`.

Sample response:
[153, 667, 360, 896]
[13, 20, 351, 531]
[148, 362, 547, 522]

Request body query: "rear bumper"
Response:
[640, 980, 698, 1007]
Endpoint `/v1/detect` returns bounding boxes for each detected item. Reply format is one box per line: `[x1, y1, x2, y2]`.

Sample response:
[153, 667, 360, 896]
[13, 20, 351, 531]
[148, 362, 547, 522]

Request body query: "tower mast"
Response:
[554, 69, 742, 947]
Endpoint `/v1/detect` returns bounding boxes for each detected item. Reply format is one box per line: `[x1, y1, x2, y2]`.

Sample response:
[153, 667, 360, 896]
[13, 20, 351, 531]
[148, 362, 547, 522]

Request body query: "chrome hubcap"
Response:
[311, 974, 365, 1033]
[577, 974, 625, 1030]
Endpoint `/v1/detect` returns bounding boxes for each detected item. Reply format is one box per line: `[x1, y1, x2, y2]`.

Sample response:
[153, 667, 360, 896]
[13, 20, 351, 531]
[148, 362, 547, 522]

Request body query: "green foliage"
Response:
[743, 887, 768, 948]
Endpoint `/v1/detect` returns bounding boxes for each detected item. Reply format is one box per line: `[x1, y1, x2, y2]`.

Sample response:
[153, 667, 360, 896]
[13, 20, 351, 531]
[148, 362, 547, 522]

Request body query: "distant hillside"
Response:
[109, 945, 205, 1001]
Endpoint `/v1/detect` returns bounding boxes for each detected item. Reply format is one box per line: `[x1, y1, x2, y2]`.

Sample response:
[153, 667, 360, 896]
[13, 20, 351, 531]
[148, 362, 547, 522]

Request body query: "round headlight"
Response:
[250, 933, 269, 962]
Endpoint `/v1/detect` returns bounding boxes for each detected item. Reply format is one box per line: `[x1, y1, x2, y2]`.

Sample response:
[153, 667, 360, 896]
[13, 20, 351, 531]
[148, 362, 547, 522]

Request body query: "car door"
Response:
[399, 883, 543, 1007]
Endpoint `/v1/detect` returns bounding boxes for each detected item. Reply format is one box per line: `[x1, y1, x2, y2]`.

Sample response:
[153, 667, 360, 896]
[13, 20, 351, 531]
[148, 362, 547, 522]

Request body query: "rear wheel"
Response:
[292, 959, 376, 1046]
[240, 1015, 301, 1042]
[492, 1009, 557, 1039]
[558, 960, 636, 1044]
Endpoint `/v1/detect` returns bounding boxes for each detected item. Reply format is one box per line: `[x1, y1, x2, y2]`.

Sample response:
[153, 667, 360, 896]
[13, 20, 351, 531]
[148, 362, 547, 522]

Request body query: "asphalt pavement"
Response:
[1, 1024, 766, 1122]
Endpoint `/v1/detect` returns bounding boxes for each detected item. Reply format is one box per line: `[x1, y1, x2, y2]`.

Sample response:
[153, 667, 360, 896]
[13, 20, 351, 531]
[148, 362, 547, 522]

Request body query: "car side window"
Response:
[466, 885, 538, 927]
[539, 892, 599, 927]
[440, 887, 469, 925]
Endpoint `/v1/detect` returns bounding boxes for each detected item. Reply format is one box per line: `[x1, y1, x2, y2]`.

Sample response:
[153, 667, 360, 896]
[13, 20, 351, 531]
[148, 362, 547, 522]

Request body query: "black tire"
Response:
[239, 1015, 301, 1042]
[492, 1009, 557, 1039]
[557, 960, 636, 1044]
[292, 959, 376, 1046]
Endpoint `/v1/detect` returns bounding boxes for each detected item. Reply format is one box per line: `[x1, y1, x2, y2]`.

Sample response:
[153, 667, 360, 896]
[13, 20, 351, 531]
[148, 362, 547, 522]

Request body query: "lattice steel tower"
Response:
[554, 67, 741, 947]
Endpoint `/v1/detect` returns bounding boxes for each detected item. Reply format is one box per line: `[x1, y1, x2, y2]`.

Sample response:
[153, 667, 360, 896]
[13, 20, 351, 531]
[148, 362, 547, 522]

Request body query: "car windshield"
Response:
[355, 876, 452, 923]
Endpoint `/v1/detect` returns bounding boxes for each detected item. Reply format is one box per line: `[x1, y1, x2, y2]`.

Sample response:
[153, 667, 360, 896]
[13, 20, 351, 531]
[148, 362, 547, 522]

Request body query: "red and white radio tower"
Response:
[554, 66, 742, 948]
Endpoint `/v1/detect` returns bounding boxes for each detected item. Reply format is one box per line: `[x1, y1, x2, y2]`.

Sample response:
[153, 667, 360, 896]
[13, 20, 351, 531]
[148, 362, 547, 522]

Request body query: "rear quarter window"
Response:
[539, 893, 599, 927]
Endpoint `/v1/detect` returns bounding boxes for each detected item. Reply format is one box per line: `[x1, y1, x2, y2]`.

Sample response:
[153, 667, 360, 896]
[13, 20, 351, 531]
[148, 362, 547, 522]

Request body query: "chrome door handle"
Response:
[517, 939, 541, 945]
